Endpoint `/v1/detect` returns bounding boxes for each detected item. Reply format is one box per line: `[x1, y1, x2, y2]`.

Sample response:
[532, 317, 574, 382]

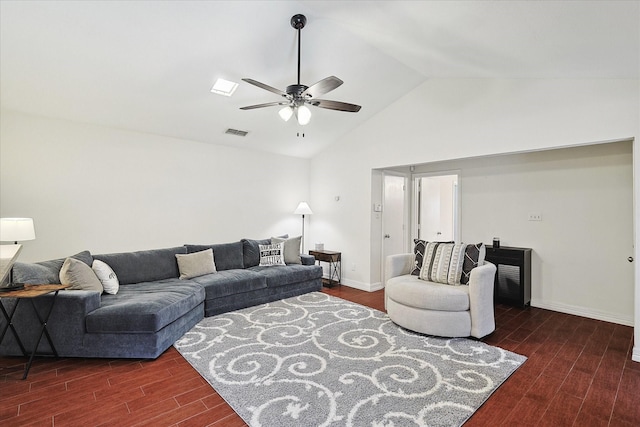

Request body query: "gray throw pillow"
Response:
[59, 257, 104, 292]
[271, 236, 302, 264]
[175, 249, 216, 279]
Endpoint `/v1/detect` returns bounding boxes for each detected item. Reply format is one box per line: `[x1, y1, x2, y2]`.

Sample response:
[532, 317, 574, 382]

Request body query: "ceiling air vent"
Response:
[225, 128, 248, 137]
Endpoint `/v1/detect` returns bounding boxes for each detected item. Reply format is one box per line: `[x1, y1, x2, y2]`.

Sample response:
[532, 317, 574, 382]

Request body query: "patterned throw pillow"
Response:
[258, 243, 286, 267]
[410, 239, 428, 276]
[419, 242, 467, 285]
[460, 243, 485, 285]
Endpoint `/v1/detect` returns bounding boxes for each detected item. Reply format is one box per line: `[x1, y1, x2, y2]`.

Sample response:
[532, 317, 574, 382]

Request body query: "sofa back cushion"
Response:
[13, 250, 93, 284]
[241, 238, 271, 268]
[185, 241, 244, 271]
[93, 246, 186, 285]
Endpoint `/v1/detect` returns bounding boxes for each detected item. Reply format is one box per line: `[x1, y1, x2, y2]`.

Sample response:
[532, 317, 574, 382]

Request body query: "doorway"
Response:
[413, 173, 460, 242]
[382, 172, 409, 280]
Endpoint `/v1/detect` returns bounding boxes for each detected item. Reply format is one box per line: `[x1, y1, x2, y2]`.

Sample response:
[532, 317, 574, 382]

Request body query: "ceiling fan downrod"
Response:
[291, 14, 306, 86]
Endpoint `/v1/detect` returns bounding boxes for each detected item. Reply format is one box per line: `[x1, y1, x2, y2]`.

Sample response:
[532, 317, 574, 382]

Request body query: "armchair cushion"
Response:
[386, 275, 470, 311]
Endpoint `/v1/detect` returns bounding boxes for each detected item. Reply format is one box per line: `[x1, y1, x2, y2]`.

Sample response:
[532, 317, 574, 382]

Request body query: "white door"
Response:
[416, 174, 459, 242]
[383, 174, 407, 269]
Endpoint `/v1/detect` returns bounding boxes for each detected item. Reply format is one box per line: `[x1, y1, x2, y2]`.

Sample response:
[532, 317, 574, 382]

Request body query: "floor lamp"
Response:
[293, 202, 313, 251]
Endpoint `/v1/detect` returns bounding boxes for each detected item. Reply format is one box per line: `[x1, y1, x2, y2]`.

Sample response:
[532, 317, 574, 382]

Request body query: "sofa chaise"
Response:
[0, 237, 322, 359]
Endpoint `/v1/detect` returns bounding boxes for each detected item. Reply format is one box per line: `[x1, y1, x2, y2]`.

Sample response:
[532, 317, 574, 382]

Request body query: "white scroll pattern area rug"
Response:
[175, 292, 526, 427]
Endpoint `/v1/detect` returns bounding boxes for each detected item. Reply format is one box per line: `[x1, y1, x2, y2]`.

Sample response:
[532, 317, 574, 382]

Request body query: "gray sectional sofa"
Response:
[0, 238, 322, 359]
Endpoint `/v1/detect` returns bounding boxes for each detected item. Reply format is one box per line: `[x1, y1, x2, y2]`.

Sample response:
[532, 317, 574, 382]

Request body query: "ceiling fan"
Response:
[240, 14, 361, 126]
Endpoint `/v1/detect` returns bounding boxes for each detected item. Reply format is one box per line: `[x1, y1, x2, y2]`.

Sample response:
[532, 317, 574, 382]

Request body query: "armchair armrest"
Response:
[467, 262, 497, 338]
[384, 253, 415, 285]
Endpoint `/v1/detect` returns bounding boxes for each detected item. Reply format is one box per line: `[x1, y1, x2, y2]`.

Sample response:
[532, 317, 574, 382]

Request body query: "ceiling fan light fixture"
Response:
[296, 105, 311, 125]
[279, 106, 294, 121]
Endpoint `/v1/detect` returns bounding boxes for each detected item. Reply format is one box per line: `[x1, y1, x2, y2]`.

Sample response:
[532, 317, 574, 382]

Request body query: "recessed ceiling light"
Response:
[211, 78, 239, 96]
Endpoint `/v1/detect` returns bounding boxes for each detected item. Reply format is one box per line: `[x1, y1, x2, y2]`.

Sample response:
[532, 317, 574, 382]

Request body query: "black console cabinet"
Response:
[484, 245, 531, 308]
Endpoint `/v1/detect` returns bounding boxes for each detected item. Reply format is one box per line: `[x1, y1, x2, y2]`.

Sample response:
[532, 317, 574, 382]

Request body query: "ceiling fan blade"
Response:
[310, 99, 361, 113]
[240, 101, 289, 110]
[302, 76, 343, 98]
[242, 78, 288, 97]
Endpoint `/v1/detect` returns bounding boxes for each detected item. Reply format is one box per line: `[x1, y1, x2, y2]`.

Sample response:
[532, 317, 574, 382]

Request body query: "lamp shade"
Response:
[0, 218, 36, 242]
[279, 106, 293, 121]
[296, 105, 312, 125]
[293, 202, 313, 215]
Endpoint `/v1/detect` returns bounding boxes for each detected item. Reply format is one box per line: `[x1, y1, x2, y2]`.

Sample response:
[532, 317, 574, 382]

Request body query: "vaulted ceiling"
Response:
[1, 1, 638, 158]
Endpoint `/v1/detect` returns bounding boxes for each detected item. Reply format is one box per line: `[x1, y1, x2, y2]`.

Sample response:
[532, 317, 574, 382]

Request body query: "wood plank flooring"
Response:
[1, 286, 638, 426]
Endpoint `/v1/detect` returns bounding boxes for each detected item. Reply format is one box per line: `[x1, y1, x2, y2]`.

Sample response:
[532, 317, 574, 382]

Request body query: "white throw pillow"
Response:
[175, 249, 216, 279]
[60, 257, 104, 292]
[271, 235, 302, 264]
[259, 243, 286, 266]
[92, 259, 120, 295]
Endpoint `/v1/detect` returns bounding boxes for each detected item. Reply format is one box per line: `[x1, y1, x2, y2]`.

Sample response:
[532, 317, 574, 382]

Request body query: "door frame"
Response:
[411, 170, 461, 243]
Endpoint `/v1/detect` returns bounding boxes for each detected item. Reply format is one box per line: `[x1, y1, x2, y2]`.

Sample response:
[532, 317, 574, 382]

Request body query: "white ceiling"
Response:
[1, 1, 638, 158]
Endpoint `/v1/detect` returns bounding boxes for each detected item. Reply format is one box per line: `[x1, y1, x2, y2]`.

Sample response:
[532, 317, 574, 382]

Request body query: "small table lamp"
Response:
[0, 218, 36, 244]
[293, 202, 313, 250]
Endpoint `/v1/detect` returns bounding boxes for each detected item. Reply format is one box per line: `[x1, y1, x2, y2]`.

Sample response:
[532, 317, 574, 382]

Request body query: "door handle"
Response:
[629, 257, 634, 263]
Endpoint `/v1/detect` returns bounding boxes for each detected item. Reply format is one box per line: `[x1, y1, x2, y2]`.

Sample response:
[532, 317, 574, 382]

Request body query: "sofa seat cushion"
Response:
[85, 279, 205, 334]
[248, 264, 323, 288]
[386, 274, 470, 312]
[191, 269, 267, 300]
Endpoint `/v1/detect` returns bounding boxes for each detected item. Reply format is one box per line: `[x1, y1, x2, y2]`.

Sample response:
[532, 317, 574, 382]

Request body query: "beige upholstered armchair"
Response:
[384, 252, 497, 339]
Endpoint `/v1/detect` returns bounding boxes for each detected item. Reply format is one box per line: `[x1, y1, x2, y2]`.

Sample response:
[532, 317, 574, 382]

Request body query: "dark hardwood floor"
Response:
[1, 286, 638, 426]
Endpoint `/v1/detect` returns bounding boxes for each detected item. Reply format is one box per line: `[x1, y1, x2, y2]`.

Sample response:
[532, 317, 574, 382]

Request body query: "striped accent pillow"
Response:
[419, 242, 467, 285]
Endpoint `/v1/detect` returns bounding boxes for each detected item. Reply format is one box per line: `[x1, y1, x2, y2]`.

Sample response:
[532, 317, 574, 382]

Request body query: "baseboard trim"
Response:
[330, 277, 383, 292]
[531, 299, 633, 327]
[633, 346, 640, 363]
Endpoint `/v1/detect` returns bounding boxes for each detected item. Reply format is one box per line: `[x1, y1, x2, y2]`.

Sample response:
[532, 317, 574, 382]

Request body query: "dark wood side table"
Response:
[484, 246, 531, 308]
[308, 250, 341, 288]
[0, 284, 69, 379]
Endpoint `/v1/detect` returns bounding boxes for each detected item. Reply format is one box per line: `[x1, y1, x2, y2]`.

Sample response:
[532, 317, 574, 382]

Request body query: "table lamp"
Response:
[0, 218, 36, 244]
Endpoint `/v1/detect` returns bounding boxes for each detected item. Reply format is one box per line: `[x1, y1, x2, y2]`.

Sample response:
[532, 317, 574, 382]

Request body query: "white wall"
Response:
[411, 142, 634, 325]
[310, 78, 637, 288]
[0, 111, 311, 262]
[308, 77, 639, 358]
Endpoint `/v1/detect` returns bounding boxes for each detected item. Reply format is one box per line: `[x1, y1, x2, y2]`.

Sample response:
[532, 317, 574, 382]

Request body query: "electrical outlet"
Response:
[351, 263, 356, 271]
[528, 212, 542, 221]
